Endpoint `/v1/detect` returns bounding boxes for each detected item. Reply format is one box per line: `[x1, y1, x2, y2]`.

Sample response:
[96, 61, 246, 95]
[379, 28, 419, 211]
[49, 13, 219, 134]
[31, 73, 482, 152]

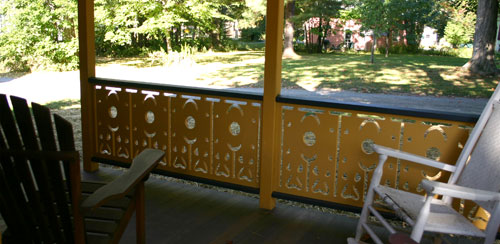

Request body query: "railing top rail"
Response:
[277, 95, 479, 123]
[89, 77, 264, 101]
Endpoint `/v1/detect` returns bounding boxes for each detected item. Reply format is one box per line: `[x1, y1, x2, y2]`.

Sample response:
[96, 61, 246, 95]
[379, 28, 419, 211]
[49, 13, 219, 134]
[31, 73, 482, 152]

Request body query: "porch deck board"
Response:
[83, 166, 360, 244]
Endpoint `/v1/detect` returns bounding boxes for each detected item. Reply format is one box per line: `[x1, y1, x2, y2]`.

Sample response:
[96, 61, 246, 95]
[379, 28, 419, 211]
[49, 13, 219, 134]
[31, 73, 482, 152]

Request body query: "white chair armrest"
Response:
[421, 179, 500, 202]
[372, 144, 456, 172]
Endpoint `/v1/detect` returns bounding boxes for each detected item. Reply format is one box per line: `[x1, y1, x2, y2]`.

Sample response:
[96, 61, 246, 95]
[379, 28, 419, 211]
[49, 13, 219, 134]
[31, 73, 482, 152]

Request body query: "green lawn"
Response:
[97, 51, 498, 98]
[281, 53, 498, 98]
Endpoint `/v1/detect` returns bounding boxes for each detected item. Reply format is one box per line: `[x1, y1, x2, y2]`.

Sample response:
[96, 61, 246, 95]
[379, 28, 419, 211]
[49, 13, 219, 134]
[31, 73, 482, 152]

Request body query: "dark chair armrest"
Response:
[81, 149, 165, 212]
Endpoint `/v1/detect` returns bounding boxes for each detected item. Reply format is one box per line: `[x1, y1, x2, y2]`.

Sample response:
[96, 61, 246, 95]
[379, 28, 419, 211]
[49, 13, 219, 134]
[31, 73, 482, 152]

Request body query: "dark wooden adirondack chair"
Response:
[0, 94, 165, 244]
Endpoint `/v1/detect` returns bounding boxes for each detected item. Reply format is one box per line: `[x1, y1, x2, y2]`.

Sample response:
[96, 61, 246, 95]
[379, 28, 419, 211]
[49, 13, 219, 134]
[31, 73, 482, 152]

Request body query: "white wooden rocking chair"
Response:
[348, 84, 500, 244]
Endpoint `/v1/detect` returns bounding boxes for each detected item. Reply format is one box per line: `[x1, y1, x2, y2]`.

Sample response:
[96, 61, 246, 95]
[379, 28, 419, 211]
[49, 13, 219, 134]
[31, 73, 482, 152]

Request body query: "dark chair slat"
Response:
[84, 219, 119, 234]
[31, 102, 74, 243]
[0, 148, 31, 243]
[1, 94, 163, 244]
[85, 232, 112, 244]
[0, 95, 45, 242]
[10, 96, 54, 242]
[84, 207, 126, 221]
[54, 114, 77, 201]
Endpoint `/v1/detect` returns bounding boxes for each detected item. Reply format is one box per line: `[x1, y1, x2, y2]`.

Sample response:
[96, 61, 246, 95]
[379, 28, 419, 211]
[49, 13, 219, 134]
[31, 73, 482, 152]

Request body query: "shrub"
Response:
[241, 26, 265, 42]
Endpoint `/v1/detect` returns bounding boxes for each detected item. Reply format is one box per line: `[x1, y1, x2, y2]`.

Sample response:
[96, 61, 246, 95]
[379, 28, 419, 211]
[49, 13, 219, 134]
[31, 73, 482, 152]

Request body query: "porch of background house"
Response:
[76, 0, 490, 243]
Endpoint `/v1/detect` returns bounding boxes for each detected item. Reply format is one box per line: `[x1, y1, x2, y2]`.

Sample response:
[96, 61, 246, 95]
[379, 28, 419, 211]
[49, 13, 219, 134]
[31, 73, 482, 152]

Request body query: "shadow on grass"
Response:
[44, 99, 81, 110]
[97, 51, 498, 98]
[97, 51, 265, 69]
[0, 71, 29, 83]
[194, 51, 264, 65]
[208, 52, 496, 98]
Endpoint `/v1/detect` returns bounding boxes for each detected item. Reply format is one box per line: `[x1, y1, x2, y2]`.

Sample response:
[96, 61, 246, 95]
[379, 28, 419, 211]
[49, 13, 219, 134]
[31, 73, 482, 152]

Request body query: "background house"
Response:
[420, 26, 439, 50]
[304, 18, 406, 51]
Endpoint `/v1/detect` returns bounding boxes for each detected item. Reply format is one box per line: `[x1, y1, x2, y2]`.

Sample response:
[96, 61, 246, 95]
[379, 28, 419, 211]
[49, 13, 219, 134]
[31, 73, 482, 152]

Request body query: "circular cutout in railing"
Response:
[145, 111, 155, 124]
[185, 116, 196, 130]
[109, 106, 118, 119]
[303, 131, 316, 146]
[426, 147, 441, 161]
[229, 122, 240, 136]
[361, 139, 375, 154]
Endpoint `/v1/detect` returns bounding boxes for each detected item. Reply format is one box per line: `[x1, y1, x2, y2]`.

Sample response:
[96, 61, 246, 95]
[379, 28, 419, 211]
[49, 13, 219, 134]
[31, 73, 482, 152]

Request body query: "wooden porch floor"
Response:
[83, 167, 482, 244]
[83, 166, 364, 244]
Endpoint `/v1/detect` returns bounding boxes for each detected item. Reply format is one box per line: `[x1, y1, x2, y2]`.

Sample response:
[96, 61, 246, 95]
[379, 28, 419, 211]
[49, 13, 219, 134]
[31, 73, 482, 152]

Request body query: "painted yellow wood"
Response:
[259, 0, 285, 210]
[93, 84, 262, 188]
[90, 79, 481, 220]
[276, 102, 474, 209]
[78, 0, 98, 172]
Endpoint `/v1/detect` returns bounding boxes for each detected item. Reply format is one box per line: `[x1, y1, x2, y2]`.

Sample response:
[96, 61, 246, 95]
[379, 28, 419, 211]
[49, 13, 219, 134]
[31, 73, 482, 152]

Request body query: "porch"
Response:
[83, 165, 362, 243]
[85, 164, 483, 244]
[72, 0, 491, 243]
[76, 76, 481, 244]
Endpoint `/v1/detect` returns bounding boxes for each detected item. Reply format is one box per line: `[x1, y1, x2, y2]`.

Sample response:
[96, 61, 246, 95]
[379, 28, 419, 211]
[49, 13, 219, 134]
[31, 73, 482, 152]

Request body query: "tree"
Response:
[355, 0, 397, 62]
[463, 0, 499, 75]
[94, 0, 247, 53]
[295, 0, 342, 53]
[238, 0, 266, 41]
[283, 0, 299, 59]
[395, 0, 438, 49]
[0, 0, 79, 71]
[444, 8, 475, 47]
[350, 0, 440, 62]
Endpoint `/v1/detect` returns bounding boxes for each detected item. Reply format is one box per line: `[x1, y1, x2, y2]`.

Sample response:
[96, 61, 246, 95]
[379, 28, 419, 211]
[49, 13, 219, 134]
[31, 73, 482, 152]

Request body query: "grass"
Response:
[280, 53, 498, 97]
[92, 50, 498, 98]
[191, 51, 497, 98]
[44, 99, 81, 109]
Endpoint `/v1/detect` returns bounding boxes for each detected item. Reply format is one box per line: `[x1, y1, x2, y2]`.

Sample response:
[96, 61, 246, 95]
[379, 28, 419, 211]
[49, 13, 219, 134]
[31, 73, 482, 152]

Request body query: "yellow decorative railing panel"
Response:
[276, 98, 474, 210]
[90, 78, 480, 217]
[92, 80, 262, 188]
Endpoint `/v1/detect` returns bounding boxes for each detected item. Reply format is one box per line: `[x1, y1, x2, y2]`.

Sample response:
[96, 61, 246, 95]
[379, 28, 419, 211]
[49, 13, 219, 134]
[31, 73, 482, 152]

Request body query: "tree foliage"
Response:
[294, 0, 342, 53]
[347, 0, 440, 62]
[0, 0, 79, 71]
[0, 0, 253, 71]
[444, 7, 476, 47]
[350, 0, 400, 62]
[94, 0, 246, 54]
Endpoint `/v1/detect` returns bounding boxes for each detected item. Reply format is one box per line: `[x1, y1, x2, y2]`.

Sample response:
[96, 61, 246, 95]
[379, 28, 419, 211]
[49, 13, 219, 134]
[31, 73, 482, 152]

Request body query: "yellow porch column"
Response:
[259, 0, 285, 209]
[78, 0, 98, 171]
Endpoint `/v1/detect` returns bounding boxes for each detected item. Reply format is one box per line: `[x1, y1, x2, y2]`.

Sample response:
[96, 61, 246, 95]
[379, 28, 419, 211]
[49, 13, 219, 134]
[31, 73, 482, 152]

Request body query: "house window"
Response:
[345, 31, 353, 49]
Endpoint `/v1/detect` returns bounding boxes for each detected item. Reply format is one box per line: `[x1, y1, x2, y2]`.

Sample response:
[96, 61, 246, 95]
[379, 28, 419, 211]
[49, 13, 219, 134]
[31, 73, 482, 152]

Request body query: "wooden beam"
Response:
[78, 0, 98, 172]
[259, 0, 284, 210]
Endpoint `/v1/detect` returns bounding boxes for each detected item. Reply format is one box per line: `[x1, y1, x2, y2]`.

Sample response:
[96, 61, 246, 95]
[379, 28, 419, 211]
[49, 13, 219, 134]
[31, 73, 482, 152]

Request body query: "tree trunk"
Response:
[385, 33, 389, 58]
[210, 20, 221, 50]
[163, 32, 171, 54]
[371, 34, 376, 64]
[463, 0, 499, 75]
[283, 1, 299, 59]
[307, 26, 314, 53]
[316, 17, 323, 53]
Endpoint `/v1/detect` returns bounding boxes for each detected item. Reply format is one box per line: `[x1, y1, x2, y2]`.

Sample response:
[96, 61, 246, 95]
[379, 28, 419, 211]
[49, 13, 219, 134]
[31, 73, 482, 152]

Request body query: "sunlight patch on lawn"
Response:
[374, 69, 410, 85]
[93, 51, 495, 98]
[296, 79, 322, 91]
